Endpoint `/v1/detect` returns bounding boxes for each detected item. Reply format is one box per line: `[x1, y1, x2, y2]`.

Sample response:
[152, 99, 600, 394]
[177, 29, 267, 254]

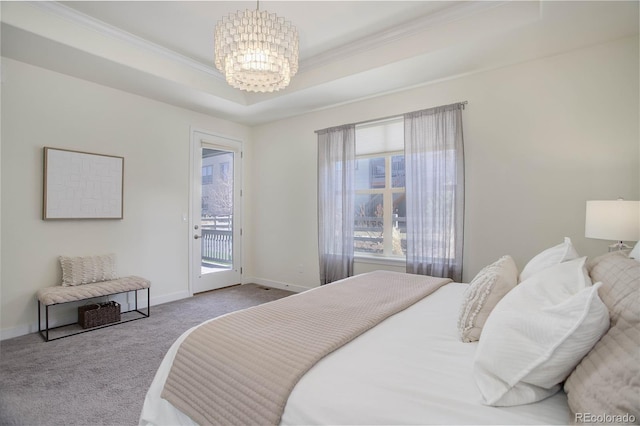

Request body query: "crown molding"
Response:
[28, 1, 226, 81]
[28, 1, 507, 80]
[299, 1, 508, 71]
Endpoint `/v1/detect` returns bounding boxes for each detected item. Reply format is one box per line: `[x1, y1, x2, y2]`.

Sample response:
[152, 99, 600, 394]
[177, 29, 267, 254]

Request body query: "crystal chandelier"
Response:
[214, 1, 299, 93]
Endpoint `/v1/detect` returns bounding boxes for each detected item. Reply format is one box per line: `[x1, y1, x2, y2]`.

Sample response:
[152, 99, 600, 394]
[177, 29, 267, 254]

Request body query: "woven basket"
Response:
[78, 301, 121, 329]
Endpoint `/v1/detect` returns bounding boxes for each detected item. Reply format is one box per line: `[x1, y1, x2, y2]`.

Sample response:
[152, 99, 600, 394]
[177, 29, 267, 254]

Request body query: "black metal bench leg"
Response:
[38, 300, 42, 338]
[45, 305, 50, 342]
[37, 301, 50, 342]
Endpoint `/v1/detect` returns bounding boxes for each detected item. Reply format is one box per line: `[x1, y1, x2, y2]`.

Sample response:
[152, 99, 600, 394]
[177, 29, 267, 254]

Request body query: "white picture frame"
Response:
[43, 147, 124, 220]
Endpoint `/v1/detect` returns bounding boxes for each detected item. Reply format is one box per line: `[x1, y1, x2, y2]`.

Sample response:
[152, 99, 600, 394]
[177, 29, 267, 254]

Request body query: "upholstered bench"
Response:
[36, 276, 150, 341]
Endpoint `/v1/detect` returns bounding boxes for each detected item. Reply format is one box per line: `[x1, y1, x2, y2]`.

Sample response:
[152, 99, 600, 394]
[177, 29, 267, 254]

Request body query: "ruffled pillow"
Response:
[458, 255, 518, 343]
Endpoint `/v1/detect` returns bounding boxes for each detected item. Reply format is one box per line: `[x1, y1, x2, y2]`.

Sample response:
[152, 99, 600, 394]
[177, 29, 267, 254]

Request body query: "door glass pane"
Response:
[354, 193, 384, 255]
[201, 148, 233, 274]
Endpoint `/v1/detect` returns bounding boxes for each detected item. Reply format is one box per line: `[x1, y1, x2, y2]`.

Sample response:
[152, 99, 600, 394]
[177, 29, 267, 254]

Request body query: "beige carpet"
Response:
[0, 284, 293, 426]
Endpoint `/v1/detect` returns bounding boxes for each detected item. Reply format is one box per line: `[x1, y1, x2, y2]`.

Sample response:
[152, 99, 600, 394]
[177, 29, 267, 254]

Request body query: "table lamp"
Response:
[585, 199, 640, 251]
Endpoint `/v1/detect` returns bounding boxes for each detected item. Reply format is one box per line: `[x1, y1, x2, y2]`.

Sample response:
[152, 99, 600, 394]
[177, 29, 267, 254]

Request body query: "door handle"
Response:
[194, 234, 201, 239]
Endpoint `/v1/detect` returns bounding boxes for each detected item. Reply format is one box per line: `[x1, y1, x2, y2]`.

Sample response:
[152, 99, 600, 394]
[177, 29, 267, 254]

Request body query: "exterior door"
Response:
[190, 129, 242, 293]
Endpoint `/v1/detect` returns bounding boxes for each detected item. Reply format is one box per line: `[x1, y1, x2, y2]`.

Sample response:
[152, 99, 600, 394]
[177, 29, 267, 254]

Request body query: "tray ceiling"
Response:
[1, 1, 638, 125]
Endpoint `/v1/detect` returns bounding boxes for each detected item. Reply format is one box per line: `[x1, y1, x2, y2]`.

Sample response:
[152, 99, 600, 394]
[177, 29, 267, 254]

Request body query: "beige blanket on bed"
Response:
[161, 271, 451, 426]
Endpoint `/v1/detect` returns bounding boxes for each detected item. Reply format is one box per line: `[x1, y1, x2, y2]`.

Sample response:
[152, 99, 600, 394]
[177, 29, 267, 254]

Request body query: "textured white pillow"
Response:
[458, 255, 518, 343]
[629, 241, 639, 261]
[60, 254, 117, 286]
[473, 257, 610, 406]
[519, 237, 578, 282]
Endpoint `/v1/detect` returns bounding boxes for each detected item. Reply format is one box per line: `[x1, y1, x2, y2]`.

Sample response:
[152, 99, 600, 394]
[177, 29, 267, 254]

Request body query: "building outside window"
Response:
[220, 162, 230, 181]
[201, 152, 233, 217]
[202, 165, 213, 185]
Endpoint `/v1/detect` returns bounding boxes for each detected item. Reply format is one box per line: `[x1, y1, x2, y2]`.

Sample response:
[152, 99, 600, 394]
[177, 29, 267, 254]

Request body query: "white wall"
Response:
[248, 36, 639, 290]
[2, 36, 639, 339]
[0, 58, 250, 339]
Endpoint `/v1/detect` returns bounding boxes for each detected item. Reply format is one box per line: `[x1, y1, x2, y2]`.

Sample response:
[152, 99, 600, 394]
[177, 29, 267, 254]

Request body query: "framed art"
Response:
[43, 147, 124, 220]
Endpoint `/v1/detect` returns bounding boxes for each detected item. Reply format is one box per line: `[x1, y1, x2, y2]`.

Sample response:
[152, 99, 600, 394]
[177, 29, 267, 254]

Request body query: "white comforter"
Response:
[140, 283, 570, 425]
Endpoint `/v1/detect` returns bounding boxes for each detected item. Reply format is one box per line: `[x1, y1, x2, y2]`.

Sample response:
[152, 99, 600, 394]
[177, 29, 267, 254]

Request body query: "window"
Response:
[318, 103, 464, 280]
[202, 165, 213, 185]
[354, 118, 406, 258]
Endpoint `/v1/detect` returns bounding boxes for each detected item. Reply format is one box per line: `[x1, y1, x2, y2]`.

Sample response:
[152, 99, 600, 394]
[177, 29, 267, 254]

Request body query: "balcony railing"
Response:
[201, 216, 232, 267]
[201, 229, 232, 265]
[354, 216, 406, 255]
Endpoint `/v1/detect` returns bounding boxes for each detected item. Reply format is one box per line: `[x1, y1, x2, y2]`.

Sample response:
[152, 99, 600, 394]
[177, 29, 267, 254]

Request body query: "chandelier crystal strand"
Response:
[214, 7, 299, 93]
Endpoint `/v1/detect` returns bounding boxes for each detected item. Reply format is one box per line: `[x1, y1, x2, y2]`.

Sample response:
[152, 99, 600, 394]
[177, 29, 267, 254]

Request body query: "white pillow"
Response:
[473, 257, 610, 406]
[629, 241, 639, 261]
[519, 237, 578, 282]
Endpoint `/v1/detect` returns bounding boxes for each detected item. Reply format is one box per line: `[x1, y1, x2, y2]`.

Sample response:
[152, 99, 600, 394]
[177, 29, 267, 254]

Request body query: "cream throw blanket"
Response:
[161, 271, 451, 425]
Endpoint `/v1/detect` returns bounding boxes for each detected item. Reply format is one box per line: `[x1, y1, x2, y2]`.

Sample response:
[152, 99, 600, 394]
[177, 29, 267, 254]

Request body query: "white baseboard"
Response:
[127, 289, 191, 310]
[243, 276, 311, 293]
[1, 303, 96, 341]
[0, 313, 83, 341]
[1, 322, 41, 341]
[0, 289, 191, 341]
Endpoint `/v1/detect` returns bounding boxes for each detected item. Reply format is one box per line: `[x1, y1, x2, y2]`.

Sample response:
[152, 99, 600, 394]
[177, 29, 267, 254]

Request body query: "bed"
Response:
[139, 241, 639, 425]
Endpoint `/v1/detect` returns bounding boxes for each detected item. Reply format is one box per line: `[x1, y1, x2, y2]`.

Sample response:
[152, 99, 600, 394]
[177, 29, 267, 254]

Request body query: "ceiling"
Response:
[1, 1, 638, 125]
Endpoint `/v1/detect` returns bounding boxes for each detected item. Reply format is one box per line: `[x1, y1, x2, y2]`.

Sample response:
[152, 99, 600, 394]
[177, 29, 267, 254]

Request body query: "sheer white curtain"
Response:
[404, 103, 465, 282]
[317, 125, 356, 284]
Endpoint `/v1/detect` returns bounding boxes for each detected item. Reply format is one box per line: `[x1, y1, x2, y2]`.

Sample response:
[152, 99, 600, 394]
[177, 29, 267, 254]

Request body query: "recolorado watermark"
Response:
[575, 413, 636, 424]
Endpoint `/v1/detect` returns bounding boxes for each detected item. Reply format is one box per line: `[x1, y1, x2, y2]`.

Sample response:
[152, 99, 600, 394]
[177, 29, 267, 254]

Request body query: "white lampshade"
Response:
[585, 200, 640, 242]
